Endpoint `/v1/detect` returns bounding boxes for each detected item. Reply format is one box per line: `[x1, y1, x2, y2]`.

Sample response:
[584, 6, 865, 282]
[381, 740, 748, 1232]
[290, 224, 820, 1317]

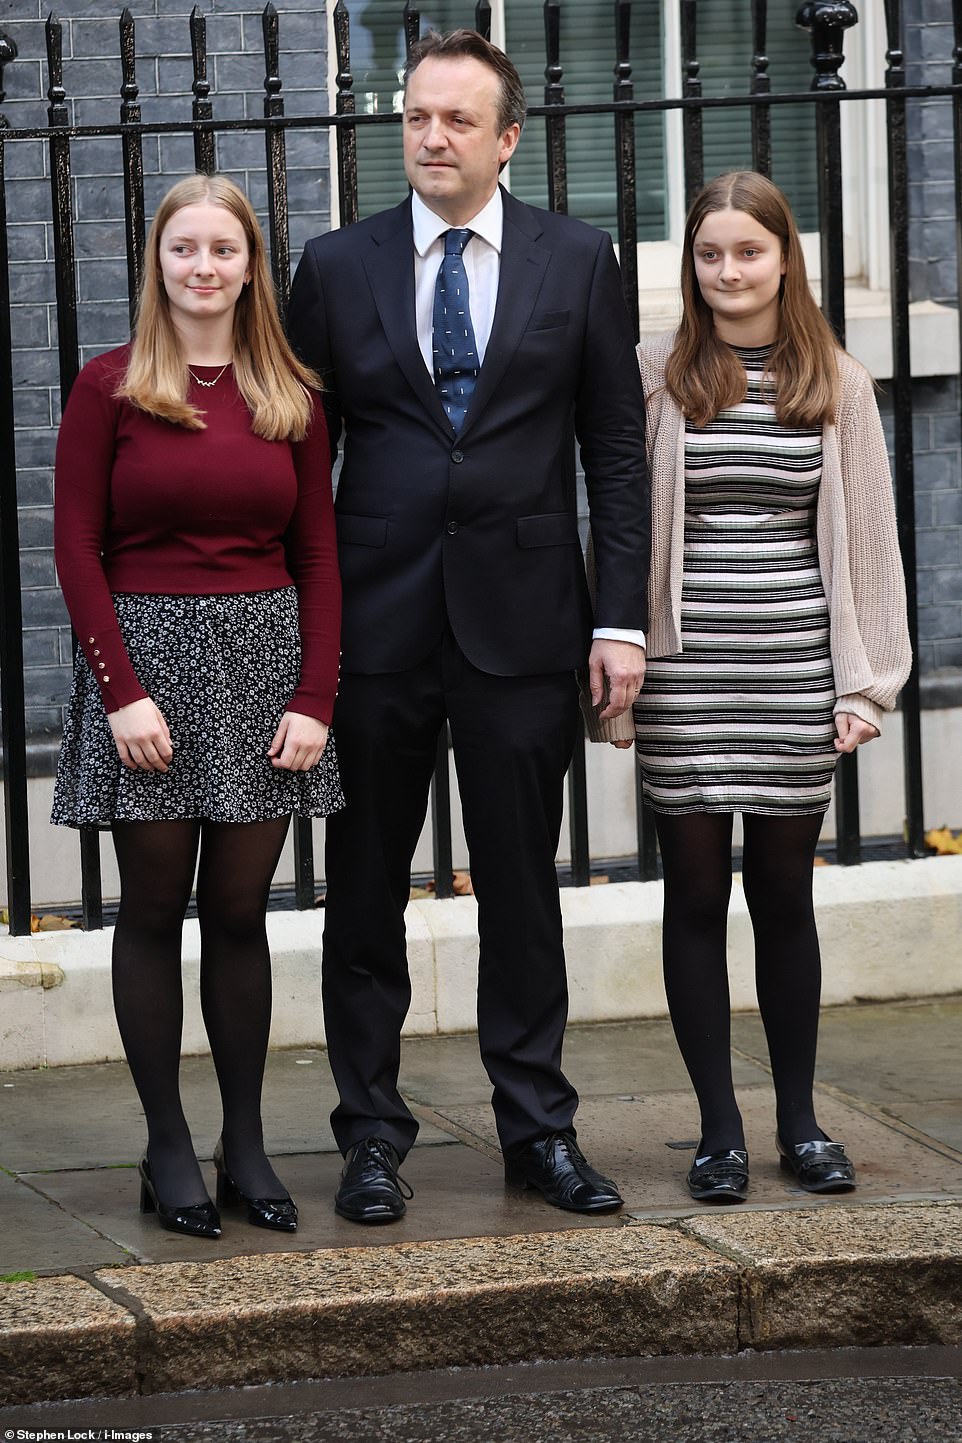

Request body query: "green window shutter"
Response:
[505, 0, 666, 241]
[696, 3, 818, 231]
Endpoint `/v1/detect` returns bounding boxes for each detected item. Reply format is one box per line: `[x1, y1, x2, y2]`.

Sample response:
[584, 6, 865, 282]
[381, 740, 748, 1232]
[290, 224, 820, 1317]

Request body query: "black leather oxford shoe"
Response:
[686, 1148, 749, 1203]
[777, 1136, 856, 1193]
[334, 1137, 412, 1224]
[505, 1131, 623, 1214]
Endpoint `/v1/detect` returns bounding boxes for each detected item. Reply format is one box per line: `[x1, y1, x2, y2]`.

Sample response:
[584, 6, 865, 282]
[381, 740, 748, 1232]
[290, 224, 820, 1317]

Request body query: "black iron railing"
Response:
[0, 0, 959, 934]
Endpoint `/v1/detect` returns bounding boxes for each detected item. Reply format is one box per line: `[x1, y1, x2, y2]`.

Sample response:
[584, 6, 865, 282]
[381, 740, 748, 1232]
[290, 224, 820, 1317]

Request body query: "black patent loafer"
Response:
[686, 1148, 749, 1203]
[138, 1155, 222, 1239]
[505, 1131, 623, 1214]
[777, 1136, 856, 1193]
[213, 1139, 298, 1233]
[335, 1137, 412, 1224]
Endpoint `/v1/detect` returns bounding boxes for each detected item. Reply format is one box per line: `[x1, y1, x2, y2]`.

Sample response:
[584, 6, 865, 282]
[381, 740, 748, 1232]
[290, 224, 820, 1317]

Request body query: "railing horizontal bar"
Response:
[2, 82, 961, 144]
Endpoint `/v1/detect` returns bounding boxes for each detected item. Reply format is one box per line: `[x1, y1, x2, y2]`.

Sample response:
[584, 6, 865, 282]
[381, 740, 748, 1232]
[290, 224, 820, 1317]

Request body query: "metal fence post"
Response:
[797, 0, 862, 865]
[883, 0, 925, 858]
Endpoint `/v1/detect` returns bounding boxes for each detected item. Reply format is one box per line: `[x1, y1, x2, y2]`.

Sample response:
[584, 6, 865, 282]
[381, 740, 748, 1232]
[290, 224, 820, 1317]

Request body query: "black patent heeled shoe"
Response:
[138, 1155, 222, 1239]
[213, 1139, 298, 1232]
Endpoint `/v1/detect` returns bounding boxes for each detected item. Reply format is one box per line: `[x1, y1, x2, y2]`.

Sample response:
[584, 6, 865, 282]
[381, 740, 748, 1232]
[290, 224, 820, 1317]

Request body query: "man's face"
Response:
[403, 56, 521, 226]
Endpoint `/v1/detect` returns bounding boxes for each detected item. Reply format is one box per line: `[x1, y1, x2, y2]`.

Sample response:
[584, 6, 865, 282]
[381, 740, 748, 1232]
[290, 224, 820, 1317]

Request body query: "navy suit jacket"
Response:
[288, 187, 650, 677]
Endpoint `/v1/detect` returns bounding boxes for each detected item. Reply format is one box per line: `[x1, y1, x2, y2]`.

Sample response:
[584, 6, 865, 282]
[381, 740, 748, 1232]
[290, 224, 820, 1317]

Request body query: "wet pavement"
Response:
[1, 997, 960, 1274]
[0, 996, 960, 1411]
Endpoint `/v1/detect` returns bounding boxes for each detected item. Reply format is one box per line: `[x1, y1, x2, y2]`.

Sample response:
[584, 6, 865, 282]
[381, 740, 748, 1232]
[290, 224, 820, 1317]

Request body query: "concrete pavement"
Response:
[0, 996, 960, 1406]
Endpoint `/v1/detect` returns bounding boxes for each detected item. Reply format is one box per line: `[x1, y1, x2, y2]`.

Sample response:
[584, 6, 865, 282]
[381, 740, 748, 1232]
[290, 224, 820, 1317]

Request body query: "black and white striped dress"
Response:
[635, 345, 837, 815]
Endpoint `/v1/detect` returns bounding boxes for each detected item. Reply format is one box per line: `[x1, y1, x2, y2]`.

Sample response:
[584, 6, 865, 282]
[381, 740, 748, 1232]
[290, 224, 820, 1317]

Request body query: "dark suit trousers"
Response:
[322, 630, 582, 1159]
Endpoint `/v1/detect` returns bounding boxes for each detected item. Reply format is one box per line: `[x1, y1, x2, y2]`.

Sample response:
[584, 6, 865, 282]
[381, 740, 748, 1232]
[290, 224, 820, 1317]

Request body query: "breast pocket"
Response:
[526, 309, 570, 333]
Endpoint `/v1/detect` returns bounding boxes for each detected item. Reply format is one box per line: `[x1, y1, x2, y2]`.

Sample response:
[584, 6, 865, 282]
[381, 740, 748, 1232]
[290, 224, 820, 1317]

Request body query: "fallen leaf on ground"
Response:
[36, 914, 78, 931]
[924, 826, 962, 855]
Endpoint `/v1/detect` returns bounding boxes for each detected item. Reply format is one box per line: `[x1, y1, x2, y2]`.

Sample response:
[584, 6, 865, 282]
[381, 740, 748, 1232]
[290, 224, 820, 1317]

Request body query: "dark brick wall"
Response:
[904, 1, 962, 694]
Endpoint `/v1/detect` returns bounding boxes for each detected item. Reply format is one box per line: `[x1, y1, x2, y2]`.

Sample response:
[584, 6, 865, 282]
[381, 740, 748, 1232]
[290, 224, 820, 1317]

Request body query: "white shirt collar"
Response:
[411, 187, 504, 257]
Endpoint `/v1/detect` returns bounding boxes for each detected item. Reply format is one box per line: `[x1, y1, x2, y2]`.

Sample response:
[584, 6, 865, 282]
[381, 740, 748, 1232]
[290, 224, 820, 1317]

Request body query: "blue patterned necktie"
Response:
[432, 228, 479, 433]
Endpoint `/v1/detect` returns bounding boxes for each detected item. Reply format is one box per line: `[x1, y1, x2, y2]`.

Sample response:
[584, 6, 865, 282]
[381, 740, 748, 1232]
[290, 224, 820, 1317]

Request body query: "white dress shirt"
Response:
[411, 187, 645, 652]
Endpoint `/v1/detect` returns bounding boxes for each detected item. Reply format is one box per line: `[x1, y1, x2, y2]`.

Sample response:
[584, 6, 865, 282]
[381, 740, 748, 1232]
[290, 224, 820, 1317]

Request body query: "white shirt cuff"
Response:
[592, 627, 647, 650]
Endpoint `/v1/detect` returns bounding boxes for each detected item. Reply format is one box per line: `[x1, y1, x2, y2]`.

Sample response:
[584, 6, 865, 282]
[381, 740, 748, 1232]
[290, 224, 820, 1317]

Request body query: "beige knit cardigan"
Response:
[586, 330, 912, 743]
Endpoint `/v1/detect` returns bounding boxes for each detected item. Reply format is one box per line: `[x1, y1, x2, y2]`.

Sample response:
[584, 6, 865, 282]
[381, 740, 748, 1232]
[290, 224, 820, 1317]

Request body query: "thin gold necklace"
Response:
[188, 361, 232, 389]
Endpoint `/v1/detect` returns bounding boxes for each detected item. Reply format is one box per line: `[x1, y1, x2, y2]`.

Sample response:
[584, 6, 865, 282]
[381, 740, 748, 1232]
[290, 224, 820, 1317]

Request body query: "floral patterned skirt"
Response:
[51, 587, 345, 828]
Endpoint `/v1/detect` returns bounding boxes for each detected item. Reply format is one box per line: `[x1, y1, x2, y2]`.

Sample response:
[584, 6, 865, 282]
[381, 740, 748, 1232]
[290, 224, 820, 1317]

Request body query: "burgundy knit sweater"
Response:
[54, 346, 341, 723]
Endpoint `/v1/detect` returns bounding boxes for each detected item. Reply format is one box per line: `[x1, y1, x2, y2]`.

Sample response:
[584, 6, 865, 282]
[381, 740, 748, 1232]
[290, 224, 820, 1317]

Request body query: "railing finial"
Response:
[403, 3, 421, 59]
[796, 0, 859, 92]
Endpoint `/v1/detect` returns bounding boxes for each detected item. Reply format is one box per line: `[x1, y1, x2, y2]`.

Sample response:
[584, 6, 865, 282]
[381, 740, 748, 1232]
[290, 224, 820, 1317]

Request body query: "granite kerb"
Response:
[2, 1203, 961, 1406]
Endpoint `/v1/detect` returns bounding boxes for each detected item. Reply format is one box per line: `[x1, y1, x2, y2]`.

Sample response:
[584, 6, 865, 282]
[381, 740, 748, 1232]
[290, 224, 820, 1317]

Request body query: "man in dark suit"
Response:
[289, 28, 649, 1223]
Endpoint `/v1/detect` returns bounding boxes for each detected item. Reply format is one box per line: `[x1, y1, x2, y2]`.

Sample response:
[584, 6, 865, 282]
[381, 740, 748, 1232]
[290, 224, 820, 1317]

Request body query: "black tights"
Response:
[655, 810, 826, 1155]
[111, 817, 290, 1204]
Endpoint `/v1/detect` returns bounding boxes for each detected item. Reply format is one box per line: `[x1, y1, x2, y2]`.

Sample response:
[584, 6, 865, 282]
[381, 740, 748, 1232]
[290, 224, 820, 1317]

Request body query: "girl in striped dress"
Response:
[602, 172, 911, 1202]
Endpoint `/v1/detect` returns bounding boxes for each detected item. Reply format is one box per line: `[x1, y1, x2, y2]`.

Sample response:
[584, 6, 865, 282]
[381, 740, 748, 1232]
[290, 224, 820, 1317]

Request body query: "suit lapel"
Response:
[361, 197, 453, 436]
[460, 190, 549, 438]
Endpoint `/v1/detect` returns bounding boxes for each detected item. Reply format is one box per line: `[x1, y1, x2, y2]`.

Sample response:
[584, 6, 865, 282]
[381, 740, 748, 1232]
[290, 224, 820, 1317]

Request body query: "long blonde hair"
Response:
[665, 171, 841, 429]
[118, 174, 319, 441]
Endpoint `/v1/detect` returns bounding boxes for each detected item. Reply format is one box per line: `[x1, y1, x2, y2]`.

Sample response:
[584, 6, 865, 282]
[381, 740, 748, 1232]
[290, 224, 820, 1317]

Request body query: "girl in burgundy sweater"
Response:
[52, 174, 342, 1239]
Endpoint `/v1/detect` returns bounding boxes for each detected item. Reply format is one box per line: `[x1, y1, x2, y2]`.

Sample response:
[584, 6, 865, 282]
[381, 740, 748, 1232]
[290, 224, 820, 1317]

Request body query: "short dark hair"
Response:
[404, 29, 527, 136]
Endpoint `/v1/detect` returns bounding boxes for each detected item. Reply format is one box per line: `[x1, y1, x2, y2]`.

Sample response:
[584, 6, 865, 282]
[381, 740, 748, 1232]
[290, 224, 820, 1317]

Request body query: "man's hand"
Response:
[588, 639, 646, 721]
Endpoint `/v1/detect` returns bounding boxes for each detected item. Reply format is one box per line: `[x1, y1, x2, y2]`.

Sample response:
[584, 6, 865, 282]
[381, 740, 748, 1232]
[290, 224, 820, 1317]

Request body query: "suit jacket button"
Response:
[451, 448, 464, 463]
[446, 521, 459, 535]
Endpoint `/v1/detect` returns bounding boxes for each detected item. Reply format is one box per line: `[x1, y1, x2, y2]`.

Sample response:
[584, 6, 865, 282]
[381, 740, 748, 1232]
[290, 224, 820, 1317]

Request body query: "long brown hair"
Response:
[118, 173, 319, 441]
[665, 171, 840, 428]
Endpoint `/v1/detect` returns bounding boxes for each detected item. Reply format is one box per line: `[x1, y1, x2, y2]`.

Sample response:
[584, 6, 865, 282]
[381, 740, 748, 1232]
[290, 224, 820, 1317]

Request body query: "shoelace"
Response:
[547, 1132, 594, 1179]
[359, 1139, 414, 1199]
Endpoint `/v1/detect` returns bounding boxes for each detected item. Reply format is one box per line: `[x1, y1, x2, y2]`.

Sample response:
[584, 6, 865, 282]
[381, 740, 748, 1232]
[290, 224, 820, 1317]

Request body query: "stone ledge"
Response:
[2, 856, 961, 1068]
[0, 1273, 137, 1407]
[682, 1201, 962, 1352]
[94, 1228, 738, 1396]
[0, 958, 64, 992]
[1, 1203, 960, 1407]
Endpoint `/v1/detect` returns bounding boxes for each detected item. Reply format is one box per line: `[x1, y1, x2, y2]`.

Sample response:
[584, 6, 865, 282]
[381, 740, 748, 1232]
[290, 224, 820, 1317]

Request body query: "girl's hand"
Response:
[269, 711, 329, 771]
[108, 697, 173, 771]
[834, 712, 880, 753]
[610, 739, 633, 749]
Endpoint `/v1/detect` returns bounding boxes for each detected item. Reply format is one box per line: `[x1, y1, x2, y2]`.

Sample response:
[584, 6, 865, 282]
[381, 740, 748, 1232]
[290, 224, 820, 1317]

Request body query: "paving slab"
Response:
[17, 1143, 623, 1273]
[0, 1273, 137, 1407]
[0, 1168, 131, 1275]
[683, 1201, 962, 1352]
[730, 997, 962, 1107]
[437, 1089, 962, 1216]
[894, 1100, 962, 1153]
[399, 1019, 770, 1106]
[89, 1228, 740, 1395]
[0, 1048, 452, 1174]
